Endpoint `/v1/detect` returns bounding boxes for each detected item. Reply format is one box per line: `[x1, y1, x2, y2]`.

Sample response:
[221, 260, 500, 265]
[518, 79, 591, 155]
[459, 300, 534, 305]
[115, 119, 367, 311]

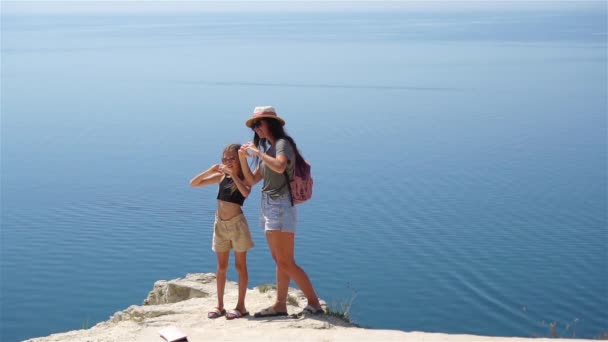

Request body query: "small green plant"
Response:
[257, 284, 277, 293]
[287, 294, 299, 306]
[326, 303, 352, 323]
[595, 332, 608, 340]
[539, 318, 582, 339]
[81, 316, 91, 330]
[326, 284, 357, 324]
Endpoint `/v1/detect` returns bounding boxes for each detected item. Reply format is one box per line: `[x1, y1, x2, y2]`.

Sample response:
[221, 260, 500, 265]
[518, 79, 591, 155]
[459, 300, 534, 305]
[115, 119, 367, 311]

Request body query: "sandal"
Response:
[226, 308, 250, 320]
[207, 307, 226, 319]
[300, 305, 324, 315]
[253, 306, 288, 318]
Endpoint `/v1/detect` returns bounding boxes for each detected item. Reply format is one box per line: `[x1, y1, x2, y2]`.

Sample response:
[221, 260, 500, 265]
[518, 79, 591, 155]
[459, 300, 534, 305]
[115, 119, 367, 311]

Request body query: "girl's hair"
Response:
[222, 143, 243, 194]
[252, 119, 306, 177]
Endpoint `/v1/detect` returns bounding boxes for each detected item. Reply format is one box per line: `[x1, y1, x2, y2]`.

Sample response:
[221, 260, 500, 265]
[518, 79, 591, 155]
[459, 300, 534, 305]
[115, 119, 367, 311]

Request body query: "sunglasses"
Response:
[251, 120, 263, 130]
[222, 156, 237, 163]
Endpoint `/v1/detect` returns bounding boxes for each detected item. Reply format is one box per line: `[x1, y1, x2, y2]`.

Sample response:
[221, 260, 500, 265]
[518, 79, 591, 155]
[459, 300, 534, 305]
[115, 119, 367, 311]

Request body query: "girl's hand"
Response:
[221, 166, 233, 176]
[211, 164, 222, 172]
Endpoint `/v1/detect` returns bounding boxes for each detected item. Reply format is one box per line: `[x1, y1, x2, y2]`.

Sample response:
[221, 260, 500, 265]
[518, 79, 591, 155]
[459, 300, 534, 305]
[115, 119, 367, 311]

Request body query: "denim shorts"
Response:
[260, 192, 297, 233]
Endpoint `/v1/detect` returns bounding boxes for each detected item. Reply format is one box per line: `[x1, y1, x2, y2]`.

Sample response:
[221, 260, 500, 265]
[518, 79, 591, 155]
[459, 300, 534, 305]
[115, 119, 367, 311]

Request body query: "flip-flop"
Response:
[226, 308, 250, 320]
[207, 307, 226, 319]
[253, 306, 289, 318]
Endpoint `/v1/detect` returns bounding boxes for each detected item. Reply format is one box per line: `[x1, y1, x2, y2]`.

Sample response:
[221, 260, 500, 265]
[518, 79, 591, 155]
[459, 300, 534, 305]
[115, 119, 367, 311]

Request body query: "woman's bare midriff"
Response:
[217, 200, 243, 221]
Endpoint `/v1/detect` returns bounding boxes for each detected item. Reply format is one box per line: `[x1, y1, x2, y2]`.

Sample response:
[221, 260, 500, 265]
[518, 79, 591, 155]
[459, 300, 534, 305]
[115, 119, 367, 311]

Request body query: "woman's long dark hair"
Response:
[252, 118, 306, 177]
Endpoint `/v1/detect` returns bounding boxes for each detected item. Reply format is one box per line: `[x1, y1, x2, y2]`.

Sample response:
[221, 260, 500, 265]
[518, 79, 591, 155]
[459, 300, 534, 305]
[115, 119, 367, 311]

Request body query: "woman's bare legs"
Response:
[266, 231, 321, 312]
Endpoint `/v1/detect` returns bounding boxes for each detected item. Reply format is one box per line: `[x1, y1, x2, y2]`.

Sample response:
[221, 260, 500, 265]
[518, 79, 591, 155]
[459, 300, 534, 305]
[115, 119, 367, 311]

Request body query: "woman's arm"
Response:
[190, 165, 223, 187]
[243, 142, 289, 174]
[257, 152, 288, 174]
[239, 144, 263, 186]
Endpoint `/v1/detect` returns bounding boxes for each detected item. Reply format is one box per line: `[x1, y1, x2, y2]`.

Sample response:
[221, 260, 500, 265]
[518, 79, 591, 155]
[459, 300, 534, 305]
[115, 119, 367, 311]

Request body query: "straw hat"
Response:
[245, 106, 286, 127]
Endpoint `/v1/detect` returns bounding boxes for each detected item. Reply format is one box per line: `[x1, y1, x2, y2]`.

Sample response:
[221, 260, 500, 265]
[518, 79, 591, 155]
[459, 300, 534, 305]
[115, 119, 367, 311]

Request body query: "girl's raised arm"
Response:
[190, 164, 223, 187]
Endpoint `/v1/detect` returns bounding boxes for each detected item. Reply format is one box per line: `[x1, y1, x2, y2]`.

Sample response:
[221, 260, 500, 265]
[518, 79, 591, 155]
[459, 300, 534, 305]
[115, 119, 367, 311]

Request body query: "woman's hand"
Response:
[247, 142, 261, 157]
[211, 164, 222, 172]
[240, 142, 260, 158]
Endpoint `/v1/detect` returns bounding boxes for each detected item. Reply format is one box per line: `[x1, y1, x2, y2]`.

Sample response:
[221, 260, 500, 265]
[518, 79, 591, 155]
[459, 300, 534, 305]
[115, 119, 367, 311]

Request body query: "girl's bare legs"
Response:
[265, 231, 321, 312]
[234, 251, 249, 313]
[215, 251, 230, 310]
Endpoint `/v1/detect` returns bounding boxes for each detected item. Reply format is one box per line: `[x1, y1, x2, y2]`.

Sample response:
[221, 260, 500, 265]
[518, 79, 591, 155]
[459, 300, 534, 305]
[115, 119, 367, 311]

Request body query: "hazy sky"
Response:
[2, 0, 606, 14]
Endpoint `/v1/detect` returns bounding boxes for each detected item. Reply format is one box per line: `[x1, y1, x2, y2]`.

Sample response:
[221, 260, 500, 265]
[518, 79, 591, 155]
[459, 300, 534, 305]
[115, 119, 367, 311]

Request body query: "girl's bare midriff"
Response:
[217, 200, 243, 221]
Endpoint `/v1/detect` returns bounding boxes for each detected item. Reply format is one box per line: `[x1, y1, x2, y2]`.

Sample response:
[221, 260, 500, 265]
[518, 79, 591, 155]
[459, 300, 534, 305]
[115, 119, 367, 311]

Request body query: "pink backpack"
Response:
[285, 160, 313, 205]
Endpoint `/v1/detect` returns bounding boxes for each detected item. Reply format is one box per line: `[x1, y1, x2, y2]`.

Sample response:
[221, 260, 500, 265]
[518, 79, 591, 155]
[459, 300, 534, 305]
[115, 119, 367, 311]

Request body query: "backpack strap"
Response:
[283, 139, 296, 207]
[283, 171, 294, 207]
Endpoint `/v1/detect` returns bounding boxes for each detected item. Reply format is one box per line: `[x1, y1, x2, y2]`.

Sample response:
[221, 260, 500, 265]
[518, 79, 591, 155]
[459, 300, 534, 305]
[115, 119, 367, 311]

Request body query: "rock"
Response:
[24, 273, 590, 342]
[142, 273, 214, 305]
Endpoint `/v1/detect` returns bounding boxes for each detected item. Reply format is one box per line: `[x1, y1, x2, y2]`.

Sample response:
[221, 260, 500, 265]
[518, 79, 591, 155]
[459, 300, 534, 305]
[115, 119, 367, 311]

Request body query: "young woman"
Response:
[190, 143, 253, 320]
[238, 106, 324, 317]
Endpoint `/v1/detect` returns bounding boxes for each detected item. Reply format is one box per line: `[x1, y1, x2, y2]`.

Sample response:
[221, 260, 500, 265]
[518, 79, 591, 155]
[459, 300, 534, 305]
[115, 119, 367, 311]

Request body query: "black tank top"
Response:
[217, 177, 245, 206]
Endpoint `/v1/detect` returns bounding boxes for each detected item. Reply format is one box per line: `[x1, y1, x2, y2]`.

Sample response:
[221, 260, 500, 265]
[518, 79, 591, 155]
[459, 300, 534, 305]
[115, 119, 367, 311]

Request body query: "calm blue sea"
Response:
[1, 3, 607, 341]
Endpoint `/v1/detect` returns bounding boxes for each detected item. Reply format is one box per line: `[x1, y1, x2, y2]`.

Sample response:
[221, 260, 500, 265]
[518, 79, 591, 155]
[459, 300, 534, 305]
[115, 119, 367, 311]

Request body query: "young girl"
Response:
[190, 143, 254, 320]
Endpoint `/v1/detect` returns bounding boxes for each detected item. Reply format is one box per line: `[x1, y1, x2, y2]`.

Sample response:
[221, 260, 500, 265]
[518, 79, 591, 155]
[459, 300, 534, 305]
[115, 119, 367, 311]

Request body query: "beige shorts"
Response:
[212, 213, 254, 253]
